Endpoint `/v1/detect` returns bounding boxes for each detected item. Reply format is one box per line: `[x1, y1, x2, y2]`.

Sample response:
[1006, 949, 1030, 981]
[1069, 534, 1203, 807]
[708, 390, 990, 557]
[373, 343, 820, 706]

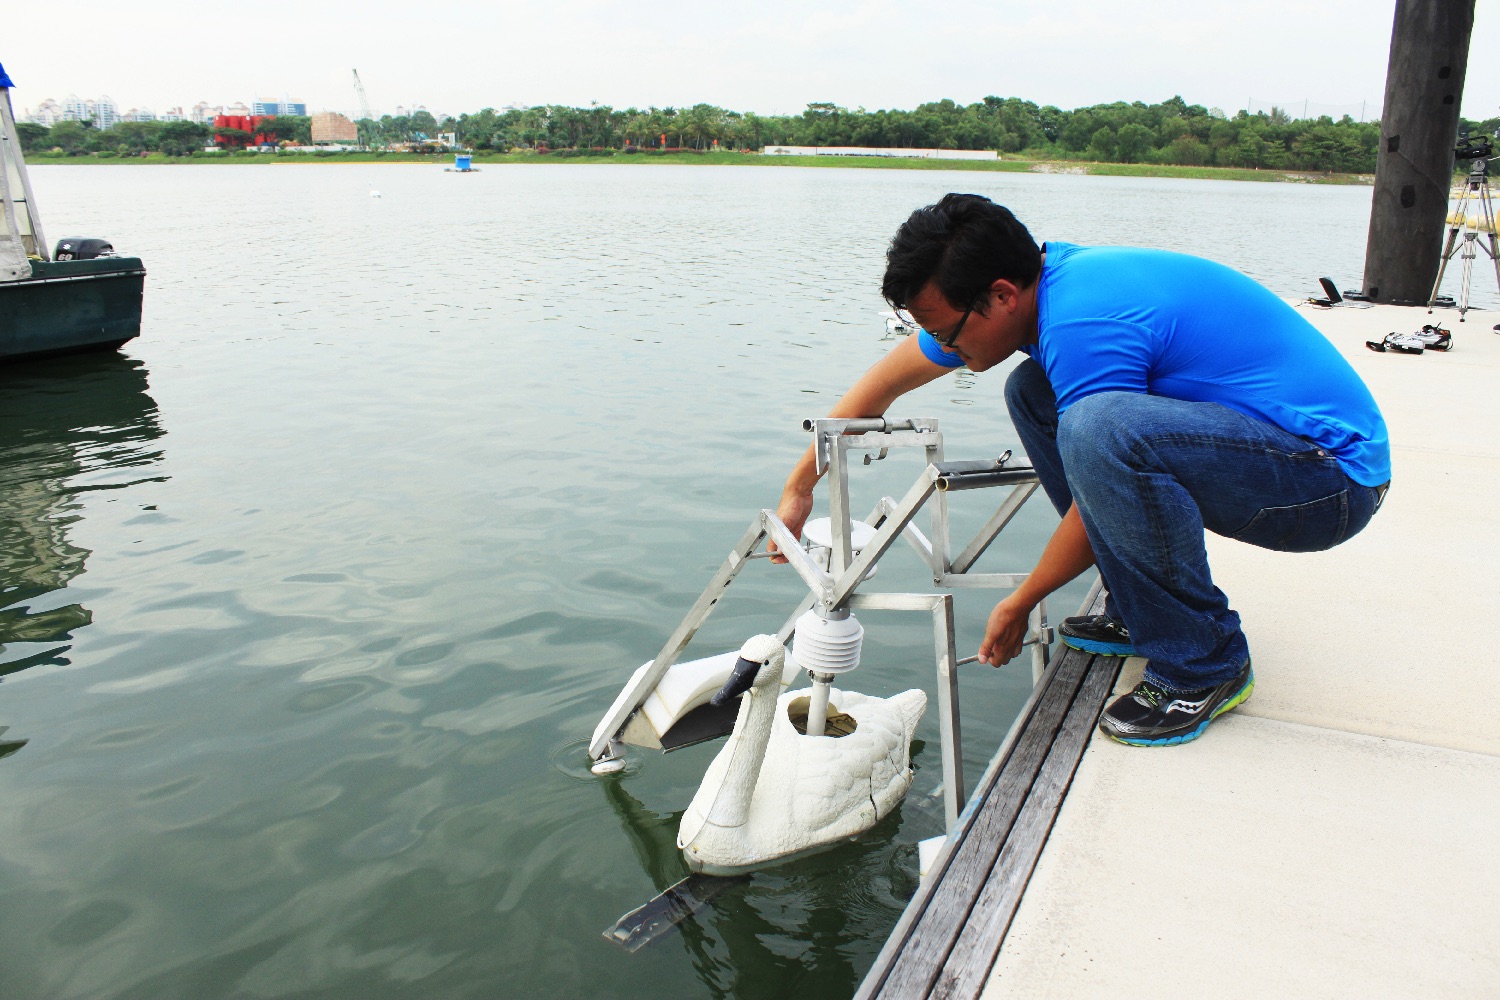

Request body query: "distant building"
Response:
[190, 102, 221, 124]
[253, 100, 307, 117]
[225, 102, 251, 118]
[159, 107, 186, 122]
[310, 111, 357, 144]
[91, 96, 119, 129]
[123, 107, 156, 123]
[26, 98, 62, 125]
[213, 114, 272, 148]
[54, 94, 119, 128]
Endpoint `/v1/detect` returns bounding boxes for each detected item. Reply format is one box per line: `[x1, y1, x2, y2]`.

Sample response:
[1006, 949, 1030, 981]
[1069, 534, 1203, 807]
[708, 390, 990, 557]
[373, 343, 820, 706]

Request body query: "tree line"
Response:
[17, 95, 1500, 175]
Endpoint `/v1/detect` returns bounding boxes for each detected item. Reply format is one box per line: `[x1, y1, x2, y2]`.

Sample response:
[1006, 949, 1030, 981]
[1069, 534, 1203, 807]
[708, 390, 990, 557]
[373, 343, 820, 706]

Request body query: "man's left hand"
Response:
[979, 593, 1033, 666]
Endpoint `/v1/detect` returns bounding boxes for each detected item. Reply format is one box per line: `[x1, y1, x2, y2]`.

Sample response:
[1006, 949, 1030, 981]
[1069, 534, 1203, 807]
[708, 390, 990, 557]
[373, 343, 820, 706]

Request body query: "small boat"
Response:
[879, 308, 921, 337]
[0, 60, 145, 361]
[443, 153, 480, 173]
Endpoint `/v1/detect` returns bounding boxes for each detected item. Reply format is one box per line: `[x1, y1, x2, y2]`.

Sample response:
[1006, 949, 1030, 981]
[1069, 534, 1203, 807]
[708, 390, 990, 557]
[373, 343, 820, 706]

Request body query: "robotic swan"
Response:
[677, 634, 926, 873]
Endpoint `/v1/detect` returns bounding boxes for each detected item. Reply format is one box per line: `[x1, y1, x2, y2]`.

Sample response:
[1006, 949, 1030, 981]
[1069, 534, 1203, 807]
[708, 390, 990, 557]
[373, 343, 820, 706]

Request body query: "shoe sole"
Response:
[1104, 674, 1256, 747]
[1060, 635, 1136, 657]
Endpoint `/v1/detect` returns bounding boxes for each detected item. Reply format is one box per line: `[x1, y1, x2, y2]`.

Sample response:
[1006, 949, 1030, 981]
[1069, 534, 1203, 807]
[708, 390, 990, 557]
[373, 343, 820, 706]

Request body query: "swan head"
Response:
[709, 635, 785, 707]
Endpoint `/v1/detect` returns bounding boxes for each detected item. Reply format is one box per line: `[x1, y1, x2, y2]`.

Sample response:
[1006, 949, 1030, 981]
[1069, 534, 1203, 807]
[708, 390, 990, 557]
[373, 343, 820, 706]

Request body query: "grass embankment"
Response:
[26, 149, 1374, 185]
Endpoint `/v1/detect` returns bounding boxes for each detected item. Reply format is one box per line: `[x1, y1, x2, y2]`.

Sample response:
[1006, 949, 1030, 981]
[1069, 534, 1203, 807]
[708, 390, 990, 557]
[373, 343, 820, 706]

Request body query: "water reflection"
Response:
[0, 354, 165, 747]
[603, 774, 913, 998]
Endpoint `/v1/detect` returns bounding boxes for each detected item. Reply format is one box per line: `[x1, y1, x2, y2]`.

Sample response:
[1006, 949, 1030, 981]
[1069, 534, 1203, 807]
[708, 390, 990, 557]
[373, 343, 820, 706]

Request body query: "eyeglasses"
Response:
[932, 304, 974, 350]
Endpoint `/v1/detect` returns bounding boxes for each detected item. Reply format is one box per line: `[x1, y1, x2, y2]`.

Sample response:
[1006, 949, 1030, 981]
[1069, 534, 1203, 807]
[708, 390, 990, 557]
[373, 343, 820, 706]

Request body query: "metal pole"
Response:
[1363, 0, 1476, 304]
[932, 595, 963, 832]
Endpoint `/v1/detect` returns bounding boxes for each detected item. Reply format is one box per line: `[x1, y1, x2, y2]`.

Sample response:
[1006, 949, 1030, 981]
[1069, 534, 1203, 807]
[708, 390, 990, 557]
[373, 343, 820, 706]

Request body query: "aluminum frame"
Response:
[589, 417, 1053, 834]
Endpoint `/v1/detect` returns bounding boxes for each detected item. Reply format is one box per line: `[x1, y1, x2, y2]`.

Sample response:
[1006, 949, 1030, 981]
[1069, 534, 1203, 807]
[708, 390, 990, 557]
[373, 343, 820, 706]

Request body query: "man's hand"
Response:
[768, 491, 815, 564]
[979, 593, 1034, 666]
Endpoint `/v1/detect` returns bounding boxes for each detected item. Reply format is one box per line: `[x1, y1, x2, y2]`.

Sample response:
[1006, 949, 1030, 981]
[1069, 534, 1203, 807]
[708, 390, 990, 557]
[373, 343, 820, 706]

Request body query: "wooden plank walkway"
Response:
[854, 586, 1119, 1000]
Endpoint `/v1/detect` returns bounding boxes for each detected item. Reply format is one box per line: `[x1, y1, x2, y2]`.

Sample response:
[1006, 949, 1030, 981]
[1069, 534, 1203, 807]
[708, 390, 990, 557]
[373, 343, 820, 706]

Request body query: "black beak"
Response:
[710, 656, 763, 707]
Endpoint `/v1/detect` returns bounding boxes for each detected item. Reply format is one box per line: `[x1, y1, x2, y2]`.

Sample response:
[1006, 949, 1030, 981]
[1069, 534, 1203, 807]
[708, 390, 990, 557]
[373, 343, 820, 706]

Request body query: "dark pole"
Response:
[1362, 0, 1475, 304]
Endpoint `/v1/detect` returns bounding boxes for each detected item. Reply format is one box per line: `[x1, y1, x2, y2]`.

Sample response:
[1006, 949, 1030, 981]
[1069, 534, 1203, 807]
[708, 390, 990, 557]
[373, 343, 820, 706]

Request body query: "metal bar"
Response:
[938, 573, 1030, 590]
[950, 483, 1040, 575]
[847, 592, 943, 613]
[927, 442, 951, 583]
[759, 511, 835, 602]
[936, 468, 1040, 492]
[588, 518, 767, 759]
[828, 437, 854, 580]
[803, 417, 935, 434]
[1030, 599, 1051, 685]
[827, 466, 941, 610]
[932, 595, 964, 832]
[842, 430, 942, 454]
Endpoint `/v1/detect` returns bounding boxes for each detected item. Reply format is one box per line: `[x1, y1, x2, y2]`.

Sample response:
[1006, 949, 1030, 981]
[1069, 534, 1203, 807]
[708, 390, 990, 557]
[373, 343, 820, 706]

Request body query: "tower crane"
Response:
[352, 69, 375, 149]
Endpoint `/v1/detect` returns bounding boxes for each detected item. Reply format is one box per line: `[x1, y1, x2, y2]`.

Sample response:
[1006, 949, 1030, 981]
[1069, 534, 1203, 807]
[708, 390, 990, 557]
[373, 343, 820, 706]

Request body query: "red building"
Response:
[213, 114, 273, 147]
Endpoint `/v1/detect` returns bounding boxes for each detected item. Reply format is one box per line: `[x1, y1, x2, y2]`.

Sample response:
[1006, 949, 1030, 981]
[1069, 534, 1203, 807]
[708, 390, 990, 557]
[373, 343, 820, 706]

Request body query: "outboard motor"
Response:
[53, 237, 116, 261]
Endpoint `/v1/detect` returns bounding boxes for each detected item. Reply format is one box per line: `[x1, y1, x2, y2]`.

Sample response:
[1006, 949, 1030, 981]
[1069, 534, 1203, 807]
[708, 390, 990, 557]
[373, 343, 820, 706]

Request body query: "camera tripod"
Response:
[1429, 148, 1500, 321]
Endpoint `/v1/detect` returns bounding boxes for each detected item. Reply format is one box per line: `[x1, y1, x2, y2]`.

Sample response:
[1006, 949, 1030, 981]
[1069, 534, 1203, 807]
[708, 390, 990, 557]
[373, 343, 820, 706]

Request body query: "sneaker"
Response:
[1099, 660, 1255, 747]
[1059, 614, 1135, 656]
[1413, 324, 1453, 351]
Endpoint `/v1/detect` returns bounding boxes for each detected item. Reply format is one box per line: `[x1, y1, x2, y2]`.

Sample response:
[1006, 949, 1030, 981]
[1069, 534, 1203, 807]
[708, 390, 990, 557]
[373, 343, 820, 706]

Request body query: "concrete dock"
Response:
[984, 304, 1500, 998]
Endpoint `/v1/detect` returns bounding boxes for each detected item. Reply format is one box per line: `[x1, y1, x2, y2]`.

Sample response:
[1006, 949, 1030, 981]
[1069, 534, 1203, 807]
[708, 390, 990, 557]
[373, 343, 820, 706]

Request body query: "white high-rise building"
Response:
[92, 96, 119, 129]
[26, 98, 62, 125]
[190, 102, 221, 124]
[61, 94, 90, 121]
[123, 107, 156, 123]
[159, 107, 186, 122]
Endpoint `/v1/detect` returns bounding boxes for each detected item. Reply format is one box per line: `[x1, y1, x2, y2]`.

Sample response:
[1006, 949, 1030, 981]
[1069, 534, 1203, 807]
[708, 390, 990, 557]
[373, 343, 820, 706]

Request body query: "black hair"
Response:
[880, 193, 1042, 313]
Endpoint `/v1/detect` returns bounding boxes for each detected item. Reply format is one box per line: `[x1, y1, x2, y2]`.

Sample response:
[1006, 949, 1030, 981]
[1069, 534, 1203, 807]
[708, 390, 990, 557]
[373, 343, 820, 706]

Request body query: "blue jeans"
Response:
[1005, 359, 1384, 692]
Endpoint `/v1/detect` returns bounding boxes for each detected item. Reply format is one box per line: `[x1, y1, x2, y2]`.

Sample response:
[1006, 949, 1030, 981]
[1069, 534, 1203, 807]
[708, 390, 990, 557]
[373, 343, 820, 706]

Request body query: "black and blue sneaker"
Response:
[1098, 660, 1255, 747]
[1059, 614, 1135, 656]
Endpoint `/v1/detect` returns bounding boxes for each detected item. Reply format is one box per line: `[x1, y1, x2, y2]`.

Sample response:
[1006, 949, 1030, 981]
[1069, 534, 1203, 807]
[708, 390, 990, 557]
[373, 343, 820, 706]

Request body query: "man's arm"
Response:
[978, 502, 1095, 665]
[770, 334, 954, 562]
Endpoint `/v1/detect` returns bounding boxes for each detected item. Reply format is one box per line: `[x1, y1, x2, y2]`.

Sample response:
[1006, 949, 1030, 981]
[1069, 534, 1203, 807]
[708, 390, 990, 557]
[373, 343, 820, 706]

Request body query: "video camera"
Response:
[1455, 134, 1494, 160]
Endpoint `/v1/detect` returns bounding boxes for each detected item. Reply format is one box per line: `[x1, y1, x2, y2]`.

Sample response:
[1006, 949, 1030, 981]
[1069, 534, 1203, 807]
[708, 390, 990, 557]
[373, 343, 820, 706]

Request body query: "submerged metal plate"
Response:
[602, 873, 749, 952]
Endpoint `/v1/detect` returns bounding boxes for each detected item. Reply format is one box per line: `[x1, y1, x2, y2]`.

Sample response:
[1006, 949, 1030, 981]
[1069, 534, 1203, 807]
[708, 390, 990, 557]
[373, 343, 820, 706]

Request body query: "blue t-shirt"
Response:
[917, 242, 1390, 486]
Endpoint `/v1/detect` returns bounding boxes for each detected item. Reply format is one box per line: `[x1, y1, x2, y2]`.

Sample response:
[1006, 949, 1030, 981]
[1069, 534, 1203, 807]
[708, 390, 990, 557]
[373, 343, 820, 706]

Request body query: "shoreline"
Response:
[26, 151, 1375, 185]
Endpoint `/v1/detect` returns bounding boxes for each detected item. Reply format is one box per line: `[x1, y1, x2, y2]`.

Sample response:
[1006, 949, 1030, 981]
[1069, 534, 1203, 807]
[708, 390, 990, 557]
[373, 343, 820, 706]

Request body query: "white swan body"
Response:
[677, 635, 926, 873]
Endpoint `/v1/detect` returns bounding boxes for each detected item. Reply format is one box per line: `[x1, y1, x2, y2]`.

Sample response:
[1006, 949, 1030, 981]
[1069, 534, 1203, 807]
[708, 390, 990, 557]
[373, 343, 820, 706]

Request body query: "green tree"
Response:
[158, 120, 209, 156]
[47, 120, 93, 154]
[1087, 126, 1117, 161]
[1115, 122, 1154, 163]
[16, 122, 50, 152]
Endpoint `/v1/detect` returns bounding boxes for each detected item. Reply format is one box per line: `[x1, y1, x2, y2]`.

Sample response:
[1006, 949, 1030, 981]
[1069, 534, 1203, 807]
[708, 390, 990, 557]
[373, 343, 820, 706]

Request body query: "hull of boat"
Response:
[0, 258, 146, 360]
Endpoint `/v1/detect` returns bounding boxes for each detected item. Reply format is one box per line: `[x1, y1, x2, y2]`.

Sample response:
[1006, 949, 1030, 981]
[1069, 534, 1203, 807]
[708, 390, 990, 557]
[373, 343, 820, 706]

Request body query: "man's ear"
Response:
[990, 277, 1022, 311]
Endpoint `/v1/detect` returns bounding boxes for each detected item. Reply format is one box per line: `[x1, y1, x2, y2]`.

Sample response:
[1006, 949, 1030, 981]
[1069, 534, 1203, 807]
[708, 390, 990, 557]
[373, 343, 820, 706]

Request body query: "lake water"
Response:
[0, 164, 1472, 999]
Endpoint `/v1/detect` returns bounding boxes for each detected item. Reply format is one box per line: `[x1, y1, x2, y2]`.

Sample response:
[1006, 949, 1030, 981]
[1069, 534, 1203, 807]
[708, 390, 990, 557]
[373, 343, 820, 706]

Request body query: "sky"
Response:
[5, 0, 1498, 122]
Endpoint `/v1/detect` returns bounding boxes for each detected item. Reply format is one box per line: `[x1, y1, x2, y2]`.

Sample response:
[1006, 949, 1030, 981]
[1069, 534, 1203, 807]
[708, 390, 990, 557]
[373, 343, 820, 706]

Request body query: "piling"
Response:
[1362, 0, 1475, 304]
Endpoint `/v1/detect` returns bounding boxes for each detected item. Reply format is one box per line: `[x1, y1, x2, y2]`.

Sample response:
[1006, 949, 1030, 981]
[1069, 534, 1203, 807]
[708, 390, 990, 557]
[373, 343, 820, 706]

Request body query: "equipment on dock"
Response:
[590, 417, 1053, 847]
[1428, 132, 1500, 321]
[1366, 324, 1452, 354]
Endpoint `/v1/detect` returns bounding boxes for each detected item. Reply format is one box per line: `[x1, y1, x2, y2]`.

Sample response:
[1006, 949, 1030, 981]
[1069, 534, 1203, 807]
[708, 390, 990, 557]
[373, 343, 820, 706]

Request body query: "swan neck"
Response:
[704, 658, 781, 828]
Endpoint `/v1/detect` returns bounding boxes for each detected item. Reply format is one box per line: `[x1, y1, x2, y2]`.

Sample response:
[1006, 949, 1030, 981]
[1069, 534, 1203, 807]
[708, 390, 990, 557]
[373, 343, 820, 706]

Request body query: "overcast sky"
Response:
[6, 0, 1498, 121]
